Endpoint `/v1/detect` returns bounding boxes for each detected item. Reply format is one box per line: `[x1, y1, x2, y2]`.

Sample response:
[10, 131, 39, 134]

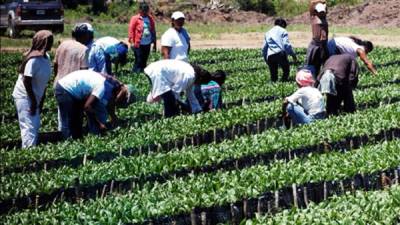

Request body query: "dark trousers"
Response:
[55, 84, 84, 139]
[326, 84, 356, 116]
[132, 44, 151, 73]
[306, 41, 328, 76]
[266, 52, 290, 82]
[161, 91, 180, 118]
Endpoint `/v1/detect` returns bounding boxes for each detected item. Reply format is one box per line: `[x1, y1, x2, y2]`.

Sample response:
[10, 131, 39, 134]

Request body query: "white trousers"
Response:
[14, 98, 40, 148]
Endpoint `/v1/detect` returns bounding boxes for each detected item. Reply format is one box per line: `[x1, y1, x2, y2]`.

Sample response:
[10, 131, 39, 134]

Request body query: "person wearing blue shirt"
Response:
[88, 37, 128, 76]
[262, 18, 297, 82]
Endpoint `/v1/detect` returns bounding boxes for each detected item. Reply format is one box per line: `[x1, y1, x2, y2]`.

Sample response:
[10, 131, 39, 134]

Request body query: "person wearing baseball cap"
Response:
[54, 23, 95, 133]
[282, 69, 326, 126]
[160, 11, 191, 62]
[306, 0, 329, 76]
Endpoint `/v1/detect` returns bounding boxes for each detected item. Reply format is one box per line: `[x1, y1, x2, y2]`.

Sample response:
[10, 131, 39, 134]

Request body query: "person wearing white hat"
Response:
[306, 0, 329, 76]
[160, 11, 191, 62]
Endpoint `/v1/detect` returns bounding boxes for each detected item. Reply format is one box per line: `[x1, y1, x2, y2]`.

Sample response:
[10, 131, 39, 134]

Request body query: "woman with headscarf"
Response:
[88, 36, 128, 76]
[327, 36, 377, 75]
[306, 0, 329, 76]
[12, 30, 53, 148]
[283, 69, 326, 126]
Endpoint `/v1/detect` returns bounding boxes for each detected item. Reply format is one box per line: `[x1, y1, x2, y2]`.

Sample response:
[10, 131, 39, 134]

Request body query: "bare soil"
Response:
[189, 31, 400, 49]
[290, 0, 400, 28]
[163, 0, 400, 28]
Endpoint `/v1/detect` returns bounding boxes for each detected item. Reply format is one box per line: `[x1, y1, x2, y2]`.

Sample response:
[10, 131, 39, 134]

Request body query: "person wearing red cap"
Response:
[283, 69, 326, 126]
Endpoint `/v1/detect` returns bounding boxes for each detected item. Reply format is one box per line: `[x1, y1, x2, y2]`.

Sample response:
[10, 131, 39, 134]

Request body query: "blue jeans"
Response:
[55, 84, 84, 139]
[286, 103, 325, 125]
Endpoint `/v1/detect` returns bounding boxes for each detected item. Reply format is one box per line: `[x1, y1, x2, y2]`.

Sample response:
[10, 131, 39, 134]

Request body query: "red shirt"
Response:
[128, 14, 156, 48]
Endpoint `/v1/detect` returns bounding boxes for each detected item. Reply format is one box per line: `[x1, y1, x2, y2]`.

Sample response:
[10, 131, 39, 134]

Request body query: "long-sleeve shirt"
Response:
[262, 25, 295, 60]
[128, 14, 156, 48]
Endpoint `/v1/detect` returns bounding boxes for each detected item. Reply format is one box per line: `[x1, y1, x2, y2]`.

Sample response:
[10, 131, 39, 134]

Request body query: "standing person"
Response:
[128, 2, 157, 73]
[54, 23, 93, 133]
[283, 69, 325, 126]
[81, 23, 95, 50]
[262, 18, 297, 82]
[317, 54, 359, 116]
[88, 36, 128, 76]
[195, 70, 227, 111]
[161, 11, 190, 62]
[144, 60, 210, 117]
[55, 70, 136, 139]
[12, 30, 53, 148]
[306, 0, 328, 76]
[328, 36, 377, 74]
[54, 23, 93, 87]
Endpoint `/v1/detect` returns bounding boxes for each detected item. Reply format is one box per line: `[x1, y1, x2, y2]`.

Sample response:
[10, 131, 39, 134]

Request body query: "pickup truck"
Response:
[0, 0, 64, 38]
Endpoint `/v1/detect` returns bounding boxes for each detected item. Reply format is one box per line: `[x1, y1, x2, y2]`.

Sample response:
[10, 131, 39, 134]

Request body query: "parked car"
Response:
[0, 0, 64, 38]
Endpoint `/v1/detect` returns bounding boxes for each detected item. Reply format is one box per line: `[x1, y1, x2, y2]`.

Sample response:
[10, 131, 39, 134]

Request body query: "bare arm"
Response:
[22, 76, 37, 115]
[357, 48, 377, 75]
[84, 95, 107, 129]
[161, 46, 171, 59]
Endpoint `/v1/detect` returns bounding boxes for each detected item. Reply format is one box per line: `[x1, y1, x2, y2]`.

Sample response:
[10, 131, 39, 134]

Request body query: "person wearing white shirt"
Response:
[327, 36, 377, 75]
[12, 30, 53, 148]
[161, 11, 191, 62]
[283, 69, 326, 126]
[55, 70, 136, 139]
[145, 60, 211, 117]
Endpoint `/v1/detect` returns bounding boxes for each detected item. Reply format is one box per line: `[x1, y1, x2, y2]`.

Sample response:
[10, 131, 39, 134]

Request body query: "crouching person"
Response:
[195, 70, 227, 111]
[283, 69, 326, 126]
[55, 70, 136, 139]
[144, 59, 210, 118]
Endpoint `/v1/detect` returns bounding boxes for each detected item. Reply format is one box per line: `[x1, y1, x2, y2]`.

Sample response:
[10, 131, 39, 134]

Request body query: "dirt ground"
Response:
[189, 31, 400, 49]
[1, 30, 399, 52]
[290, 0, 400, 28]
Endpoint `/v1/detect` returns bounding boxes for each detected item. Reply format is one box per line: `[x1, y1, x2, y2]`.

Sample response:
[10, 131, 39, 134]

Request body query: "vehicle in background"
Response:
[0, 0, 64, 38]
